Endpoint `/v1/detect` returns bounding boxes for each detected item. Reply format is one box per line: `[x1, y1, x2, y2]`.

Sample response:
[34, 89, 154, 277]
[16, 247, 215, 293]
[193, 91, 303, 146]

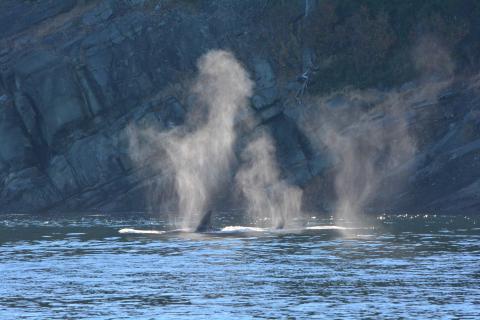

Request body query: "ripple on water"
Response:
[0, 214, 479, 319]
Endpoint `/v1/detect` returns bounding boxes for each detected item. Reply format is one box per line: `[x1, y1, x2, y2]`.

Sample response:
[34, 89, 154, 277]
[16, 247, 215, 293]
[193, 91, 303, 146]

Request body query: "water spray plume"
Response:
[126, 50, 253, 229]
[299, 78, 451, 226]
[236, 131, 303, 229]
[165, 50, 253, 229]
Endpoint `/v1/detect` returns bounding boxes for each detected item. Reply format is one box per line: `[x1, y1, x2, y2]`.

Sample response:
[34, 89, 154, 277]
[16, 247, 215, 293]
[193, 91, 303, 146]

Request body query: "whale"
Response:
[194, 210, 214, 232]
[194, 210, 286, 232]
[275, 218, 285, 230]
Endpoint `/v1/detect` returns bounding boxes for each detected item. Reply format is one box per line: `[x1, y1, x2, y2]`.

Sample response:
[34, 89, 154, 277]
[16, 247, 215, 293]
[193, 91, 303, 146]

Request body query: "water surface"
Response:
[1, 214, 479, 319]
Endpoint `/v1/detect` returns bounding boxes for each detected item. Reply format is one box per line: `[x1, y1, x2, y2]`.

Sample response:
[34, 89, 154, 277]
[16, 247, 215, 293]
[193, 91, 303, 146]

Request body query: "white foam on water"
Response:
[119, 225, 352, 235]
[219, 225, 352, 233]
[174, 228, 194, 233]
[219, 226, 267, 233]
[305, 225, 352, 230]
[118, 228, 166, 235]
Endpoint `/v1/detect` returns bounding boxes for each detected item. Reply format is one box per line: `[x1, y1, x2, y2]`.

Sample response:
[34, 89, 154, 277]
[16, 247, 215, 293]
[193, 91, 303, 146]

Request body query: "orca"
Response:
[194, 210, 286, 232]
[275, 217, 285, 230]
[195, 210, 214, 232]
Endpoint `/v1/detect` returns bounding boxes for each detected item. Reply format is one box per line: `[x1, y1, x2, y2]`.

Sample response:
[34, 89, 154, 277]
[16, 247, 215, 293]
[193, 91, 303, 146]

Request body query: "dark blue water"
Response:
[1, 214, 479, 319]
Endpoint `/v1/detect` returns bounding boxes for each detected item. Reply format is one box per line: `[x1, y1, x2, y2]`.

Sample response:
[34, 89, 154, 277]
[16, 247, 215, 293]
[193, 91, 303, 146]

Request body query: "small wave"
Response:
[219, 226, 267, 233]
[305, 225, 351, 230]
[118, 228, 166, 235]
[173, 228, 193, 233]
[219, 225, 349, 233]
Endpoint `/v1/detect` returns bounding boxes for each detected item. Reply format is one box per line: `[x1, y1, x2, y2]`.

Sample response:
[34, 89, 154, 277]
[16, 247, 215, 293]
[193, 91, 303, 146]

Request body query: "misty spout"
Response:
[236, 132, 304, 229]
[161, 50, 253, 229]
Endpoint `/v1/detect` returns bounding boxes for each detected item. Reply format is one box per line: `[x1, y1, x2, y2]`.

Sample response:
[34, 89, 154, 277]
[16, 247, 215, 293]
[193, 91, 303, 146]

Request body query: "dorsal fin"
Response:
[195, 210, 213, 232]
[275, 217, 285, 230]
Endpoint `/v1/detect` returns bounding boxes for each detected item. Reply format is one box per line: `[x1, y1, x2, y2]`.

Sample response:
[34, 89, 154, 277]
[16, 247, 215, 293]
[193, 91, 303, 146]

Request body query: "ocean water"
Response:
[1, 214, 479, 319]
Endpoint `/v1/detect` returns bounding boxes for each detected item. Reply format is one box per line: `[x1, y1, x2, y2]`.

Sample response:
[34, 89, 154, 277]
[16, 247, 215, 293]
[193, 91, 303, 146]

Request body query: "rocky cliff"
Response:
[1, 0, 480, 215]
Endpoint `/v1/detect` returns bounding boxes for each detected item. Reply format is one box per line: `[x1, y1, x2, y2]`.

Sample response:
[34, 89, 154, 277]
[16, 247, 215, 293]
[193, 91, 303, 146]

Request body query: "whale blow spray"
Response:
[162, 50, 253, 229]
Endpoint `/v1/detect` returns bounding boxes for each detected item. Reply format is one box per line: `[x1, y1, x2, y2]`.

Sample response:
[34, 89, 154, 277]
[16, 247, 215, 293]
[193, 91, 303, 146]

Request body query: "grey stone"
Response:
[325, 94, 349, 109]
[267, 114, 312, 184]
[260, 102, 283, 122]
[0, 0, 478, 215]
[82, 1, 114, 26]
[251, 58, 278, 110]
[65, 130, 128, 190]
[124, 0, 148, 7]
[0, 99, 31, 167]
[36, 68, 88, 144]
[13, 93, 39, 137]
[14, 52, 91, 145]
[157, 96, 186, 128]
[252, 86, 279, 110]
[0, 0, 76, 38]
[47, 155, 79, 198]
[0, 167, 61, 211]
[76, 67, 104, 116]
[14, 51, 58, 77]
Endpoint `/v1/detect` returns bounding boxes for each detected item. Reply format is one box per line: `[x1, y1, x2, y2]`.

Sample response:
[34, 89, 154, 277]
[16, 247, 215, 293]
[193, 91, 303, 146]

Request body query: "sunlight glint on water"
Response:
[0, 214, 479, 319]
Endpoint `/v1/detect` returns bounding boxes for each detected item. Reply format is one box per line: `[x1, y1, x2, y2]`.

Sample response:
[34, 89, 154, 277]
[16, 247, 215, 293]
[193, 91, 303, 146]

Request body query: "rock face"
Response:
[0, 0, 479, 214]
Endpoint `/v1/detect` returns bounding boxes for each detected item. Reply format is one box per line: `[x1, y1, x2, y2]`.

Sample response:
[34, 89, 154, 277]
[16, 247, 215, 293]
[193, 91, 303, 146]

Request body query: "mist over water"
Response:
[163, 51, 253, 229]
[129, 50, 253, 229]
[128, 42, 455, 230]
[235, 131, 303, 228]
[128, 50, 307, 230]
[299, 80, 451, 224]
[327, 93, 415, 224]
[289, 36, 455, 225]
[5, 1, 480, 318]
